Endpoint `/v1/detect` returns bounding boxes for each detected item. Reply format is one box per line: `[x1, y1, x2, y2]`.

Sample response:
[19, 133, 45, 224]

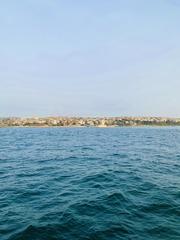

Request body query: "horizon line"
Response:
[1, 115, 180, 119]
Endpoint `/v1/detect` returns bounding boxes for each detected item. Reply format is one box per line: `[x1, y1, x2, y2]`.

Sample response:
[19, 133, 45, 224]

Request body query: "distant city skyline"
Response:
[1, 0, 180, 117]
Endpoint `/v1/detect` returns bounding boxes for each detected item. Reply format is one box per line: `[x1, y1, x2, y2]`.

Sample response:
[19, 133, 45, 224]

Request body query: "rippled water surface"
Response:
[0, 127, 180, 240]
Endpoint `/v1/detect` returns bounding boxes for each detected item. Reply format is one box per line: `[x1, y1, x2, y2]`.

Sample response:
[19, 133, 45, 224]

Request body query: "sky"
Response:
[0, 0, 180, 117]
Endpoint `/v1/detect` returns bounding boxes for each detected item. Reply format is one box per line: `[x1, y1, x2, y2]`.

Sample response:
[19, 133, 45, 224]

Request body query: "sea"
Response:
[0, 127, 180, 240]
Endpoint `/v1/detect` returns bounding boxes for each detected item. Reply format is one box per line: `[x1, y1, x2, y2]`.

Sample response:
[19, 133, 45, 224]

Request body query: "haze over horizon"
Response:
[1, 0, 180, 117]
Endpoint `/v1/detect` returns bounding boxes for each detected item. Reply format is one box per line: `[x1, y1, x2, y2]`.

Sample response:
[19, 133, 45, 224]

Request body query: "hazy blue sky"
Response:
[1, 0, 180, 117]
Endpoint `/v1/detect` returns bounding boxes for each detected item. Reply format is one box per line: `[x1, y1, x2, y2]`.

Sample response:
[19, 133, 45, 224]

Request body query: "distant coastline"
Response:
[1, 117, 180, 127]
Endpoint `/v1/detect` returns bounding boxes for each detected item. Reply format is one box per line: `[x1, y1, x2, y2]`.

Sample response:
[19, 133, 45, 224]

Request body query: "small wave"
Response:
[9, 219, 91, 240]
[9, 222, 133, 240]
[105, 192, 128, 204]
[146, 224, 180, 238]
[110, 153, 128, 158]
[81, 146, 94, 151]
[80, 172, 113, 184]
[69, 200, 106, 217]
[140, 202, 180, 216]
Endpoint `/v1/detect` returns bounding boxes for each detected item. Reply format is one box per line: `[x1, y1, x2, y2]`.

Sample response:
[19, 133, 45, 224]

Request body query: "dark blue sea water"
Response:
[0, 127, 180, 240]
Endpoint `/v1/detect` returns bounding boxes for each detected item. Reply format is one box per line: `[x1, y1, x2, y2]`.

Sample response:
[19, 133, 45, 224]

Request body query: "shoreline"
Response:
[1, 125, 180, 129]
[1, 117, 180, 128]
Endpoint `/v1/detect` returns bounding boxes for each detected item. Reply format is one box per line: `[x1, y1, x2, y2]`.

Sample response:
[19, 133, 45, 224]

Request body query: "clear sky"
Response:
[0, 0, 180, 117]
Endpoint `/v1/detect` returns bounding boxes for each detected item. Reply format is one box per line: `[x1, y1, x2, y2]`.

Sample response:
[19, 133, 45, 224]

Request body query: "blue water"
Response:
[0, 127, 180, 240]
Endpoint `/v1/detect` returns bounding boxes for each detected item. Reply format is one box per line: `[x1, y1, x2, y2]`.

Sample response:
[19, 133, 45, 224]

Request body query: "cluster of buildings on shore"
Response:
[1, 117, 180, 127]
